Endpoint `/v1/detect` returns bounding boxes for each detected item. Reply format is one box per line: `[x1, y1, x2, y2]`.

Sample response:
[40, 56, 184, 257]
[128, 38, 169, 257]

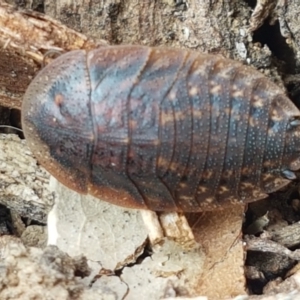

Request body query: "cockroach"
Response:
[21, 45, 300, 212]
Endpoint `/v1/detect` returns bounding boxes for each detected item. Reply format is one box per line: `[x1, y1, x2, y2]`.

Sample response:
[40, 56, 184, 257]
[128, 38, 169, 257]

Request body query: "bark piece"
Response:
[245, 236, 300, 261]
[284, 0, 300, 66]
[0, 134, 54, 222]
[0, 2, 99, 60]
[269, 221, 300, 248]
[0, 243, 97, 300]
[43, 0, 252, 60]
[0, 2, 101, 109]
[249, 0, 277, 31]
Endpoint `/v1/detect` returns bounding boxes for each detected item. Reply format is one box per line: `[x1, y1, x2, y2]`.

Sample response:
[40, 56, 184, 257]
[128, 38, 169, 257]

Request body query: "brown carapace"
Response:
[21, 45, 300, 212]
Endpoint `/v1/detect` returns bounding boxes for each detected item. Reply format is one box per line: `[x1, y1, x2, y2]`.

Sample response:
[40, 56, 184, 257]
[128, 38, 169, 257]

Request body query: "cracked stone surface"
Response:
[48, 178, 148, 270]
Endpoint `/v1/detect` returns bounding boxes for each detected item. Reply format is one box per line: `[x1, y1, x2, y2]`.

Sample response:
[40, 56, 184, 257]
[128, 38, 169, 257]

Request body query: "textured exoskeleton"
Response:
[22, 46, 300, 212]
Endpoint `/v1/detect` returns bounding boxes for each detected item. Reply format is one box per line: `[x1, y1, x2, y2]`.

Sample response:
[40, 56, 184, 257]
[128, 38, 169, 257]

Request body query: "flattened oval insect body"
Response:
[21, 45, 300, 212]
